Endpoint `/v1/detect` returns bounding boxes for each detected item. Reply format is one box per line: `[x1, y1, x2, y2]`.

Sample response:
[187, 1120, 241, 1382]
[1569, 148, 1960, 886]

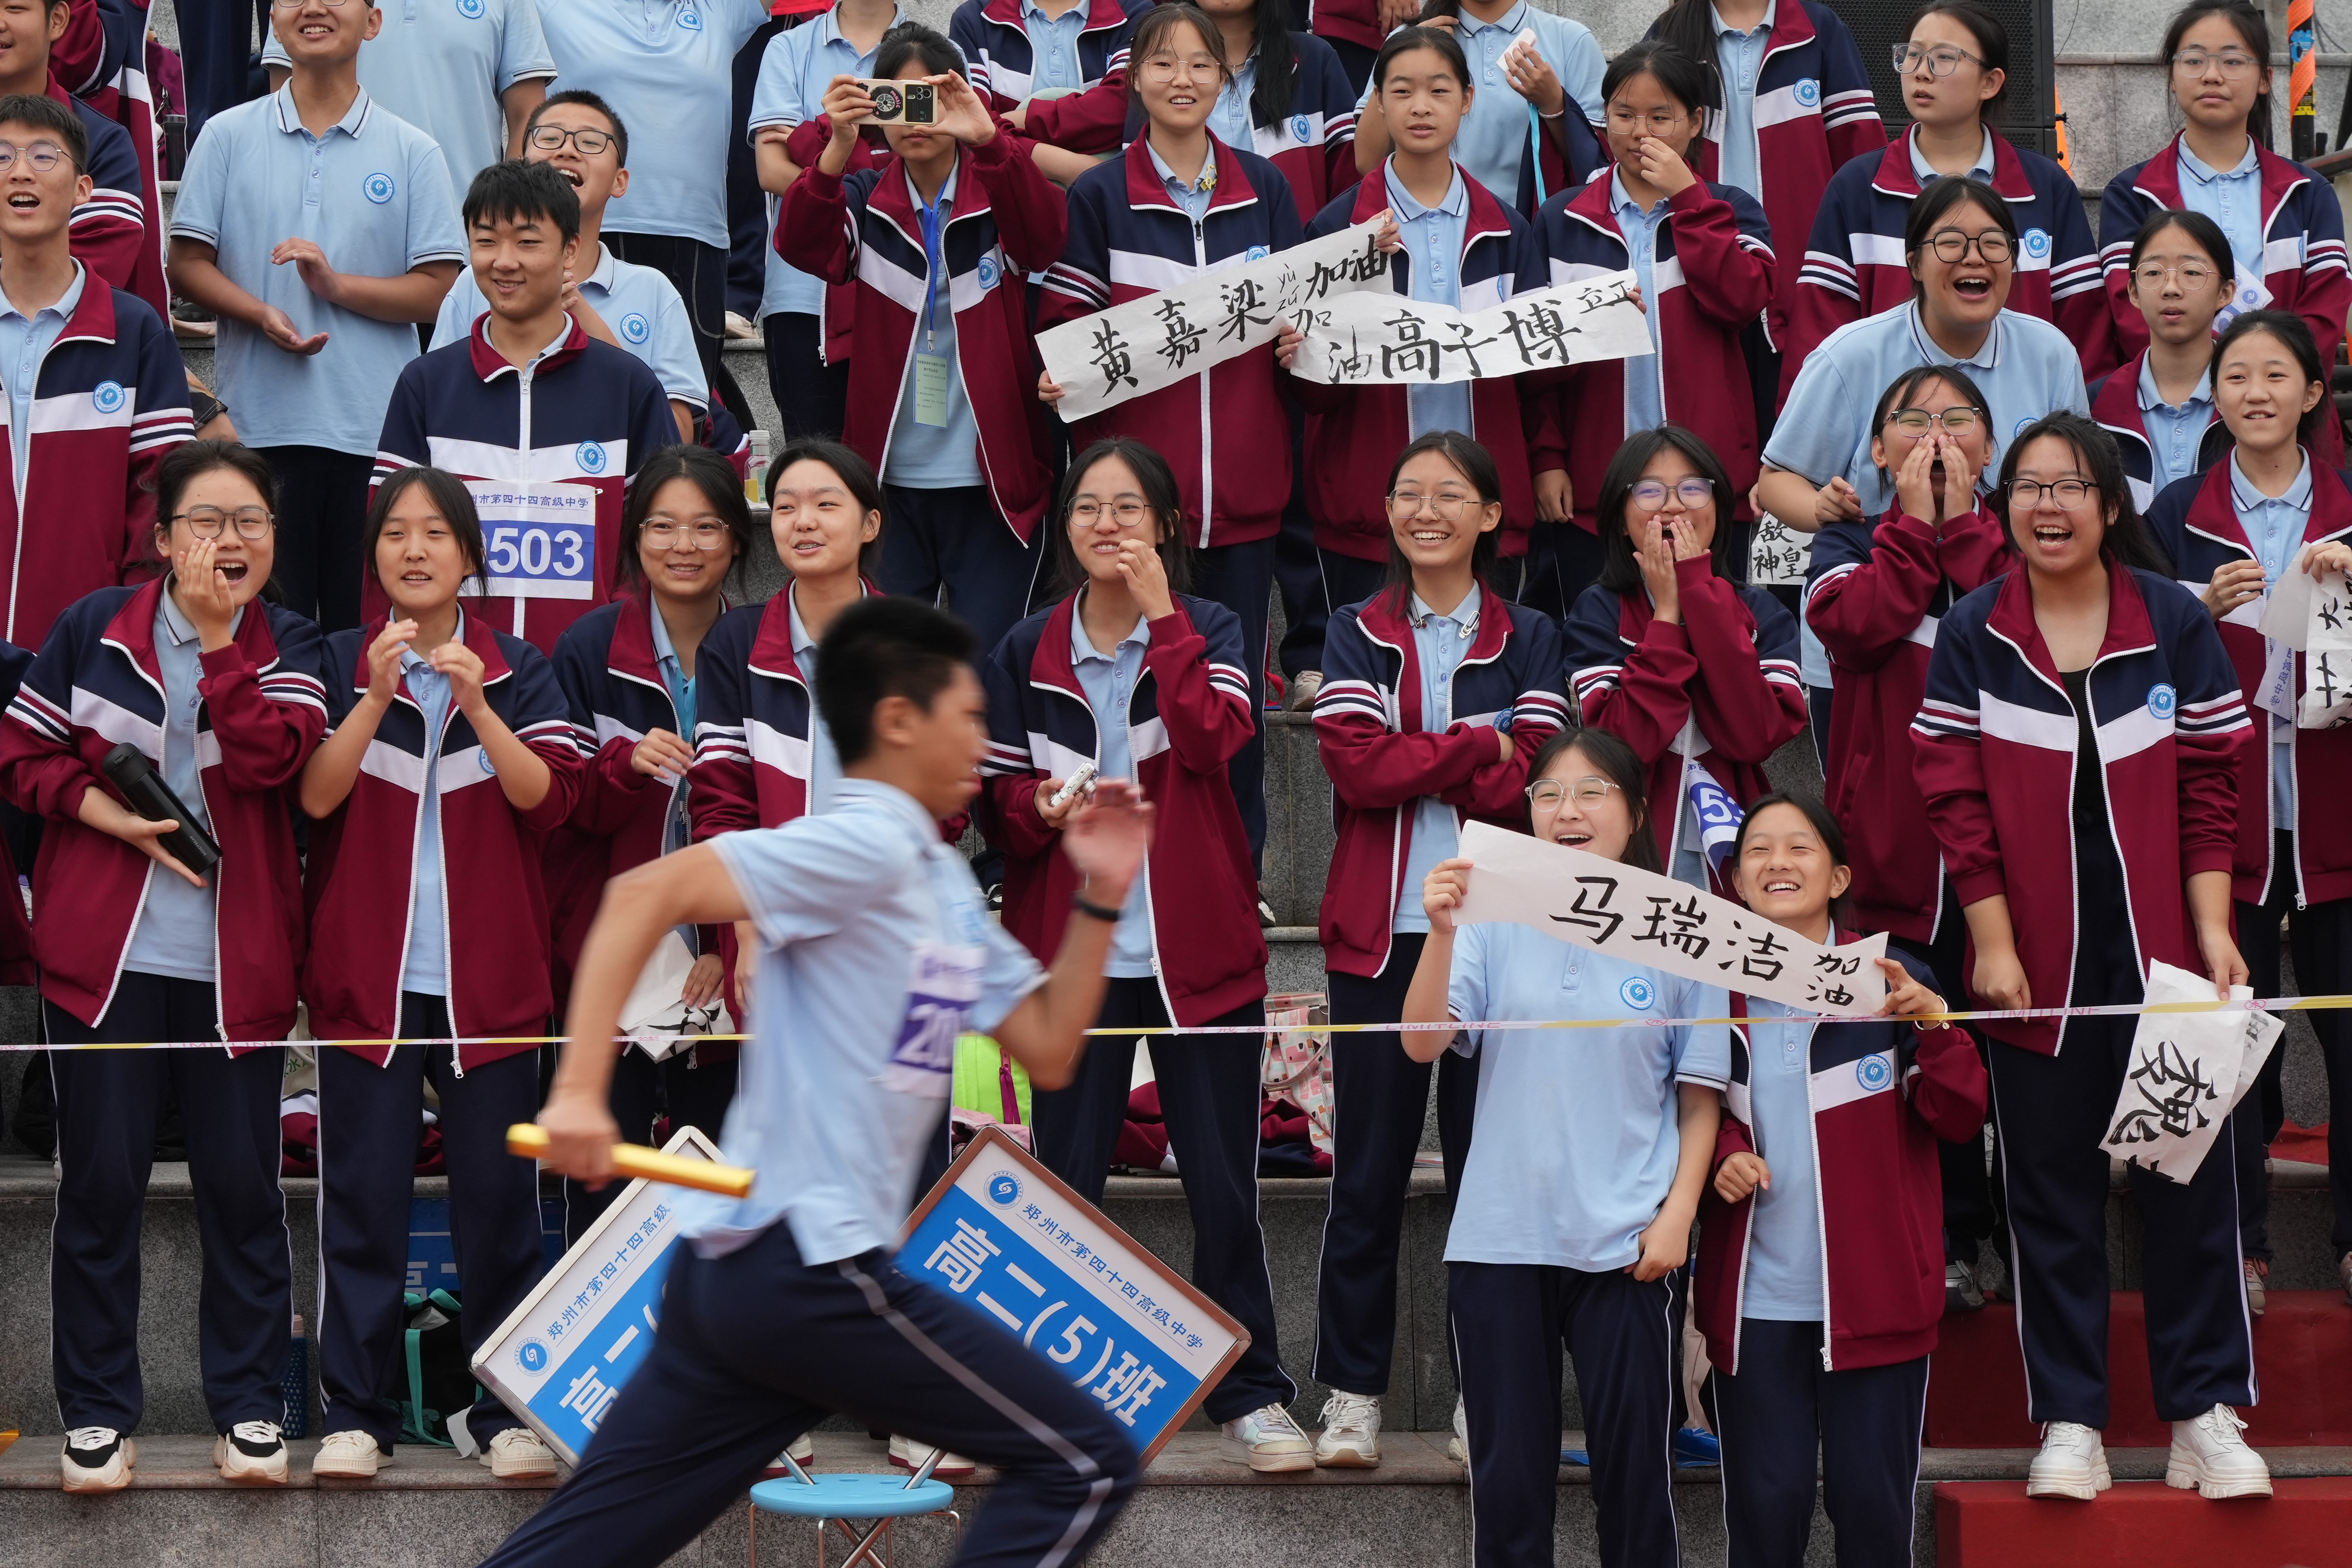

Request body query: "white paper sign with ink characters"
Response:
[1287, 270, 1653, 386]
[2299, 568, 2352, 728]
[2102, 960, 2281, 1182]
[1451, 820, 1890, 1016]
[1035, 217, 1391, 421]
[1748, 513, 1813, 588]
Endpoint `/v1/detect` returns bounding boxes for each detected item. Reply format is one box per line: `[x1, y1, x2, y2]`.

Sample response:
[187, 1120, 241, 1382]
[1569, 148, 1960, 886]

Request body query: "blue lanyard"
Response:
[917, 190, 947, 349]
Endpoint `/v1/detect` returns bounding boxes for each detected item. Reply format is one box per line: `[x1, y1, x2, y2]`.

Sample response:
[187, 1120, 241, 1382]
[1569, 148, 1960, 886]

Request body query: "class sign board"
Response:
[900, 1125, 1249, 1463]
[472, 1126, 721, 1467]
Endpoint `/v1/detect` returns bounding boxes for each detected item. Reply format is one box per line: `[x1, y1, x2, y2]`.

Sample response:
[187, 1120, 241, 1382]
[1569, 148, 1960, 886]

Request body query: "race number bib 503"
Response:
[884, 942, 983, 1098]
[468, 480, 597, 600]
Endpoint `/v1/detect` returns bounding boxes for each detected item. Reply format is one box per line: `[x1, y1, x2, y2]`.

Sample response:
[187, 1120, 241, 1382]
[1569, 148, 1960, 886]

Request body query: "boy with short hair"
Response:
[376, 158, 673, 653]
[0, 0, 148, 309]
[166, 0, 465, 631]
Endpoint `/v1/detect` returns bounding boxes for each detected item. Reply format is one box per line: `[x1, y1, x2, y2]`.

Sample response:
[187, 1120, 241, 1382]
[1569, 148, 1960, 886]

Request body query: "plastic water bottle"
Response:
[282, 1312, 310, 1437]
[746, 429, 771, 506]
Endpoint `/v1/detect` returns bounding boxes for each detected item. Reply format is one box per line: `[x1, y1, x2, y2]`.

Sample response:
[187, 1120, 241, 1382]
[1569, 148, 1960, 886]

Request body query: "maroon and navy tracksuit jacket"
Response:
[0, 636, 29, 983]
[778, 115, 888, 371]
[1297, 165, 1559, 563]
[978, 591, 1266, 1025]
[0, 275, 191, 649]
[1695, 946, 1989, 1374]
[1787, 125, 2112, 398]
[1312, 584, 1569, 979]
[1040, 135, 1302, 550]
[1804, 503, 2013, 945]
[1159, 34, 1363, 219]
[952, 0, 1147, 154]
[1536, 173, 1776, 529]
[302, 610, 585, 1068]
[1563, 567, 1807, 867]
[0, 578, 325, 1043]
[1911, 564, 2249, 1054]
[370, 315, 676, 655]
[780, 132, 1065, 546]
[50, 77, 150, 307]
[2090, 349, 2232, 513]
[1307, 0, 1379, 57]
[55, 6, 169, 321]
[687, 584, 877, 840]
[2145, 453, 2352, 907]
[1649, 0, 1883, 361]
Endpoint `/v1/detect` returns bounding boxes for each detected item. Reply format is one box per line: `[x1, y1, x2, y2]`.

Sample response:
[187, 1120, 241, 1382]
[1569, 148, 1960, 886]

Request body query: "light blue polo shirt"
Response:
[122, 589, 231, 985]
[1444, 921, 1730, 1270]
[648, 598, 697, 859]
[1710, 0, 1772, 203]
[433, 241, 705, 407]
[1394, 586, 1478, 935]
[1149, 137, 1215, 224]
[2137, 357, 2216, 498]
[1736, 995, 1826, 1320]
[2178, 136, 2270, 296]
[787, 584, 841, 814]
[883, 165, 984, 489]
[1210, 53, 1259, 152]
[0, 261, 84, 502]
[746, 3, 907, 321]
[2231, 448, 2309, 831]
[1907, 123, 1994, 185]
[1068, 597, 1155, 977]
[261, 0, 557, 205]
[1610, 169, 1670, 434]
[170, 85, 466, 456]
[682, 779, 1046, 1263]
[1023, 0, 1088, 89]
[543, 0, 772, 248]
[1386, 161, 1473, 439]
[398, 643, 457, 996]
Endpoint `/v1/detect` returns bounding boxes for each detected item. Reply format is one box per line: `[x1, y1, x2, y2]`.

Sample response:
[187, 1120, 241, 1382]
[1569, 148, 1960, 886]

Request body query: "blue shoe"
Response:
[1561, 1429, 1718, 1468]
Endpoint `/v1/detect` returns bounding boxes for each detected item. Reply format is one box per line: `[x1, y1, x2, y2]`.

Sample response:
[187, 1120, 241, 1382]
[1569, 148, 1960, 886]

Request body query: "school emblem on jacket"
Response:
[516, 1338, 548, 1372]
[1855, 1053, 1892, 1092]
[363, 171, 396, 204]
[1619, 975, 1656, 1011]
[1246, 245, 1270, 262]
[2022, 228, 2052, 260]
[576, 440, 608, 474]
[479, 749, 497, 775]
[1291, 114, 1312, 143]
[2147, 682, 2177, 721]
[91, 380, 125, 414]
[620, 312, 650, 344]
[1792, 78, 1819, 108]
[976, 254, 1000, 291]
[455, 0, 485, 17]
[987, 1171, 1022, 1207]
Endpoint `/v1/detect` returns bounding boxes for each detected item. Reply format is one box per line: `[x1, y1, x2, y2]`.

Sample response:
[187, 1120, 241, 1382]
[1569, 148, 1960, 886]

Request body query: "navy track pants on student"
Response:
[564, 1048, 739, 1243]
[46, 976, 290, 1433]
[1451, 1261, 1683, 1568]
[878, 483, 1046, 664]
[473, 1223, 1141, 1568]
[1711, 1318, 1927, 1568]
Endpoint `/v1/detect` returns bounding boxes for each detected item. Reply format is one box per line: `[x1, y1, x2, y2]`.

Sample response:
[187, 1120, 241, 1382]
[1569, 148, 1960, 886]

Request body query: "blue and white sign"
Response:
[474, 1127, 723, 1467]
[465, 479, 598, 600]
[900, 1127, 1248, 1462]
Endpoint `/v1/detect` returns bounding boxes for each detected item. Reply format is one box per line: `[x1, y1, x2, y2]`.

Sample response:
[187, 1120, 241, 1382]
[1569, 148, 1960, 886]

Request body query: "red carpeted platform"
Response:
[1927, 1293, 2352, 1448]
[1934, 1478, 2352, 1567]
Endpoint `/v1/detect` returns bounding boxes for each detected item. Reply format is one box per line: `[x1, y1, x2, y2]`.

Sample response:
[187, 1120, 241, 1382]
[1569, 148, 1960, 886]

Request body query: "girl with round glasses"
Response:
[1916, 409, 2267, 1504]
[1308, 431, 1566, 1469]
[1564, 425, 1804, 895]
[2090, 210, 2236, 511]
[1786, 0, 2109, 393]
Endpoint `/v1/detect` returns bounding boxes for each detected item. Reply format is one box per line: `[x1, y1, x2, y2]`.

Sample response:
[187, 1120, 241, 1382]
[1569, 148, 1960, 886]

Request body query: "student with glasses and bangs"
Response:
[2090, 210, 2236, 513]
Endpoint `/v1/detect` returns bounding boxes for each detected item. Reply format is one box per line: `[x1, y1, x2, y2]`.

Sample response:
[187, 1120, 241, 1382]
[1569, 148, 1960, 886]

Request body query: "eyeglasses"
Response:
[2006, 478, 2099, 508]
[2171, 49, 2259, 78]
[1885, 406, 1984, 435]
[1605, 106, 1686, 133]
[2132, 262, 2217, 290]
[0, 141, 68, 174]
[1526, 777, 1622, 809]
[1892, 43, 1984, 77]
[1925, 227, 2014, 264]
[270, 0, 354, 9]
[1140, 53, 1224, 82]
[1388, 488, 1480, 519]
[527, 124, 617, 156]
[1629, 478, 1716, 511]
[175, 506, 276, 541]
[642, 519, 732, 550]
[1069, 500, 1153, 527]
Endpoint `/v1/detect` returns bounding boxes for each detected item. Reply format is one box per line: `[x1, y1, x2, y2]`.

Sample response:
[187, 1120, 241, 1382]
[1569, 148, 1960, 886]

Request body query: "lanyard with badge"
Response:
[913, 190, 953, 428]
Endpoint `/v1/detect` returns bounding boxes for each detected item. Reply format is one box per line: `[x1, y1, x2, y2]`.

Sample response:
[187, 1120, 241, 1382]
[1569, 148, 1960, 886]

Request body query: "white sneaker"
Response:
[785, 1432, 814, 1465]
[480, 1428, 560, 1478]
[2166, 1404, 2272, 1499]
[212, 1420, 288, 1486]
[60, 1427, 134, 1493]
[2025, 1421, 2111, 1500]
[1313, 1391, 1381, 1468]
[312, 1429, 391, 1479]
[1220, 1403, 1313, 1473]
[1446, 1395, 1467, 1464]
[888, 1434, 974, 1479]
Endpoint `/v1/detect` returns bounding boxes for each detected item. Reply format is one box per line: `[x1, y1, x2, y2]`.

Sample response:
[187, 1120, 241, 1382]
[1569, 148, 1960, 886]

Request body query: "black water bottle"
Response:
[101, 743, 222, 878]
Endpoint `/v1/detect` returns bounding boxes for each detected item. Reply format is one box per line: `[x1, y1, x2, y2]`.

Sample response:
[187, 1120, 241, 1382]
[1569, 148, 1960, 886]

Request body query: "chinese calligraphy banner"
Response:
[2102, 960, 2280, 1182]
[2299, 568, 2352, 728]
[900, 1125, 1249, 1462]
[1747, 513, 1813, 588]
[1035, 218, 1392, 421]
[474, 1126, 720, 1465]
[1452, 821, 1891, 1017]
[1286, 270, 1652, 386]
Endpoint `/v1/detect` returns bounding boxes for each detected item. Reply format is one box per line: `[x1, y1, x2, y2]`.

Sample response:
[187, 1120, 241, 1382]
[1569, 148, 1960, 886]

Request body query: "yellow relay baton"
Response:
[507, 1124, 755, 1199]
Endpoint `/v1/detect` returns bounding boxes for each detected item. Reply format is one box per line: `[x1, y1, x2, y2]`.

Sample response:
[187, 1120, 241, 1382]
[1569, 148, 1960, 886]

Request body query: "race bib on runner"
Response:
[883, 941, 983, 1098]
[468, 479, 598, 600]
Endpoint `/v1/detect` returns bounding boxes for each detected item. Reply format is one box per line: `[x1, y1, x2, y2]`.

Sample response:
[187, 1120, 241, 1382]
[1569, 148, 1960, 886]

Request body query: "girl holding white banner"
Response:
[2143, 309, 2352, 1312]
[1562, 427, 1805, 893]
[1912, 409, 2267, 1502]
[1402, 724, 1726, 1568]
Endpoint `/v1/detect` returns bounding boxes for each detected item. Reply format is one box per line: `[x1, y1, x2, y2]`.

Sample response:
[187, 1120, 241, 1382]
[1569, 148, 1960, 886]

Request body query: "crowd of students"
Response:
[5, 0, 2350, 1562]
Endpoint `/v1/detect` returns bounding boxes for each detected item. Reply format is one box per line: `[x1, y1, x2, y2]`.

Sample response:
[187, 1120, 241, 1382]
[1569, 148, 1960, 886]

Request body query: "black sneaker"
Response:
[61, 1426, 135, 1493]
[213, 1420, 289, 1486]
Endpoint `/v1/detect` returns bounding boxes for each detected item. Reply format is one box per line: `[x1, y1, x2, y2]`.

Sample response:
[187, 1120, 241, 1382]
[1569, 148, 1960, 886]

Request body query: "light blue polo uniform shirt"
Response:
[1149, 137, 1215, 224]
[2138, 358, 2216, 499]
[1710, 0, 1772, 203]
[170, 85, 466, 456]
[1444, 922, 1730, 1270]
[261, 0, 556, 205]
[1736, 995, 1826, 1320]
[544, 0, 772, 249]
[122, 589, 232, 984]
[2178, 136, 2270, 296]
[787, 584, 841, 814]
[1210, 53, 1259, 152]
[0, 261, 84, 501]
[1908, 123, 1994, 185]
[1610, 168, 1670, 434]
[1023, 0, 1088, 89]
[432, 241, 706, 407]
[649, 597, 697, 855]
[681, 779, 1047, 1263]
[1068, 597, 1155, 977]
[2232, 448, 2310, 831]
[747, 3, 907, 321]
[1394, 586, 1478, 935]
[883, 165, 984, 488]
[398, 643, 457, 996]
[1386, 162, 1473, 439]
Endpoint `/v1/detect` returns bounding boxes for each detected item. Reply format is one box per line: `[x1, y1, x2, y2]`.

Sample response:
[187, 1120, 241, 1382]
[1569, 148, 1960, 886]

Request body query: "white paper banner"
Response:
[1748, 512, 1812, 587]
[2102, 960, 2281, 1182]
[1036, 218, 1392, 420]
[1287, 270, 1652, 386]
[1452, 820, 1889, 1017]
[2297, 567, 2352, 728]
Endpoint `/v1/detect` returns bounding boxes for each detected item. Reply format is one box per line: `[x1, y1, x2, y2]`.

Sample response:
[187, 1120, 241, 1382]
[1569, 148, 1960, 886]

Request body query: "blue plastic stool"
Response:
[747, 1467, 961, 1568]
